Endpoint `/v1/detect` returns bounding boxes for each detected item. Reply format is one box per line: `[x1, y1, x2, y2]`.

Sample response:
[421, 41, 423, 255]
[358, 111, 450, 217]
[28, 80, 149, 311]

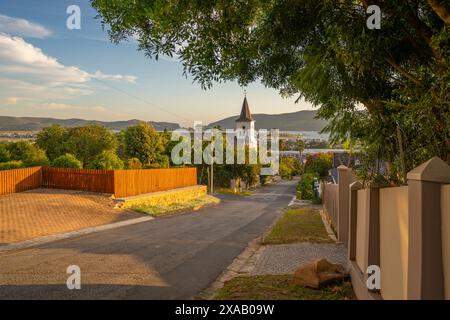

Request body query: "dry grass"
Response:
[262, 207, 332, 244]
[217, 188, 252, 196]
[214, 275, 355, 300]
[131, 195, 220, 217]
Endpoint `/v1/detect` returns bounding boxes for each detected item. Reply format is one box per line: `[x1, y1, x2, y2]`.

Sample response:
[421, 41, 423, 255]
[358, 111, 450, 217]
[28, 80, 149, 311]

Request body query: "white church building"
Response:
[235, 96, 258, 149]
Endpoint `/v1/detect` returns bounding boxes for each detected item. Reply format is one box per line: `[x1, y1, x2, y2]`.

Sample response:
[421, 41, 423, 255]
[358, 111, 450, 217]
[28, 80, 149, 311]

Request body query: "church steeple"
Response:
[236, 97, 254, 122]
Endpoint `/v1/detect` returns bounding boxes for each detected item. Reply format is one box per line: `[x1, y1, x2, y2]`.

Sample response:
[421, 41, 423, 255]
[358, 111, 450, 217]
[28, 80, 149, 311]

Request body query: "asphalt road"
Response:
[0, 180, 296, 300]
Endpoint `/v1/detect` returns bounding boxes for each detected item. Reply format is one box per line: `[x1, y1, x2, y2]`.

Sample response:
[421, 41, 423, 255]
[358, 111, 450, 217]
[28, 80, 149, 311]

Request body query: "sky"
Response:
[0, 0, 315, 127]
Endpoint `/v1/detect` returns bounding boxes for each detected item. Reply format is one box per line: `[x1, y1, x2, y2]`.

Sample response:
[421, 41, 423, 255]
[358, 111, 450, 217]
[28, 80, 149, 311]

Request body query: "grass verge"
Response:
[131, 195, 220, 217]
[263, 207, 332, 244]
[214, 275, 355, 300]
[217, 188, 251, 196]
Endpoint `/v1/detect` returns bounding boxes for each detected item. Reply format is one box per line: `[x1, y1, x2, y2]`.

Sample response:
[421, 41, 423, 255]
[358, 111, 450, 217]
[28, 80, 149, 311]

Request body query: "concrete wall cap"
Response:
[407, 157, 450, 183]
[350, 181, 363, 190]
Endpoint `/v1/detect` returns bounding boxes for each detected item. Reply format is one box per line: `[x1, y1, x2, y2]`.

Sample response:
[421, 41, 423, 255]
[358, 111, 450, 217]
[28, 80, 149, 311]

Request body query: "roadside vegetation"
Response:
[131, 195, 220, 217]
[263, 208, 331, 245]
[296, 153, 333, 203]
[216, 188, 251, 197]
[0, 123, 169, 171]
[214, 275, 354, 300]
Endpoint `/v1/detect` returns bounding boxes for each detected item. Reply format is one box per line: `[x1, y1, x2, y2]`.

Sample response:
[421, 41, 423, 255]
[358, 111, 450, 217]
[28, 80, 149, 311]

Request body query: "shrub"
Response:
[22, 147, 50, 167]
[143, 163, 161, 169]
[126, 157, 142, 169]
[0, 160, 24, 170]
[88, 150, 124, 170]
[279, 157, 301, 179]
[0, 144, 11, 162]
[304, 153, 333, 179]
[142, 155, 170, 169]
[156, 154, 170, 168]
[6, 141, 49, 167]
[52, 153, 83, 169]
[297, 173, 316, 200]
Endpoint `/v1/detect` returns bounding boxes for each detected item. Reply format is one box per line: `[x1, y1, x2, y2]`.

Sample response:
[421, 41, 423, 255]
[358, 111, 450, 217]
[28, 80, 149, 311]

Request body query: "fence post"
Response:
[365, 187, 380, 291]
[337, 165, 352, 245]
[348, 181, 362, 262]
[406, 157, 450, 300]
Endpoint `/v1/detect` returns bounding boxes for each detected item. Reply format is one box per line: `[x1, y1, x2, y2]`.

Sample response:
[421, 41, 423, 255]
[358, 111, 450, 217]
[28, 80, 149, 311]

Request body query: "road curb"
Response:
[0, 216, 154, 253]
[194, 236, 264, 300]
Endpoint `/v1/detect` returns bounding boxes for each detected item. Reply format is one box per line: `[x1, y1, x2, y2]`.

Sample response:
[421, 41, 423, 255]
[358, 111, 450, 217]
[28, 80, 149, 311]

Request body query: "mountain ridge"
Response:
[0, 116, 180, 131]
[208, 110, 327, 131]
[0, 110, 327, 132]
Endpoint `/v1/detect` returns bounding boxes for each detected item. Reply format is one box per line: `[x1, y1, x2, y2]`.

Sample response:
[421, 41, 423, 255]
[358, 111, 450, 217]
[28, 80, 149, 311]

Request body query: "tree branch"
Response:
[384, 51, 422, 85]
[428, 0, 450, 24]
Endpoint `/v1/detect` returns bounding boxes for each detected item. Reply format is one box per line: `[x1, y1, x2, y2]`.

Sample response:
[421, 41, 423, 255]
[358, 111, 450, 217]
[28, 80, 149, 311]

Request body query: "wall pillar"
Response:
[348, 181, 362, 262]
[337, 165, 354, 246]
[407, 157, 450, 300]
[364, 187, 380, 291]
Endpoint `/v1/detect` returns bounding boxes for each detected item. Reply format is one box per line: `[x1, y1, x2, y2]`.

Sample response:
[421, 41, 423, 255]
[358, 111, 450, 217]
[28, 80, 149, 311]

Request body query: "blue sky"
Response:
[0, 0, 314, 126]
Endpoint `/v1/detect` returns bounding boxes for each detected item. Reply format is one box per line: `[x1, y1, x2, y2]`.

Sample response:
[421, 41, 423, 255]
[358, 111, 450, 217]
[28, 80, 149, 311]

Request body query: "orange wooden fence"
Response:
[42, 167, 115, 193]
[0, 167, 42, 196]
[113, 167, 198, 198]
[0, 167, 198, 197]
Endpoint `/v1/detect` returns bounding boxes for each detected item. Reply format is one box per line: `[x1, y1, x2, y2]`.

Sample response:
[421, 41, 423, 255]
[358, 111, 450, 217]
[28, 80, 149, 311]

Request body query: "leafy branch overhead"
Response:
[91, 0, 450, 183]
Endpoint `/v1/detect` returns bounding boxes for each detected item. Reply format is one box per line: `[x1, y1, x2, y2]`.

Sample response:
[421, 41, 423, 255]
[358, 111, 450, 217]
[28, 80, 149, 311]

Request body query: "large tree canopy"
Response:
[92, 0, 450, 183]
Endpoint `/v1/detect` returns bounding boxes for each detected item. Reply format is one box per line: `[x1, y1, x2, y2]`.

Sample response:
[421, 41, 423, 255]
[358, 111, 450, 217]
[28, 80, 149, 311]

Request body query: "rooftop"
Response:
[235, 97, 254, 122]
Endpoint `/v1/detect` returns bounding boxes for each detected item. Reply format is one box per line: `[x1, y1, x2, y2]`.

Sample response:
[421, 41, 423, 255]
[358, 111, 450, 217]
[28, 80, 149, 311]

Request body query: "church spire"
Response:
[236, 96, 254, 122]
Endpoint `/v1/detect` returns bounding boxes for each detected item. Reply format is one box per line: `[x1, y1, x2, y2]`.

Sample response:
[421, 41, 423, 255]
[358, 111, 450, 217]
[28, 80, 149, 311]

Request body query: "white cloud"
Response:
[0, 33, 91, 84]
[0, 33, 137, 102]
[0, 14, 52, 38]
[92, 71, 137, 84]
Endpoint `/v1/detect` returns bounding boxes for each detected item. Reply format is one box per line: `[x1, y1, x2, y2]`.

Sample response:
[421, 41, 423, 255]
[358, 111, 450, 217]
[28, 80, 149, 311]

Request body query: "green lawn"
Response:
[263, 208, 332, 244]
[214, 275, 355, 300]
[132, 195, 220, 217]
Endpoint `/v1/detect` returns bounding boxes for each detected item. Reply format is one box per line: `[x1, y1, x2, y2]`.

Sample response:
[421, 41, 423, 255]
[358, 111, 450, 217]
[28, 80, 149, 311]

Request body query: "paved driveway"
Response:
[0, 180, 297, 299]
[0, 189, 142, 245]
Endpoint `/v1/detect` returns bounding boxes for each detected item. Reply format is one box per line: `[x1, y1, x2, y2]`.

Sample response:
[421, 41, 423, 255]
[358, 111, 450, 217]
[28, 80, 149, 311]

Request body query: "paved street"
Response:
[0, 180, 296, 299]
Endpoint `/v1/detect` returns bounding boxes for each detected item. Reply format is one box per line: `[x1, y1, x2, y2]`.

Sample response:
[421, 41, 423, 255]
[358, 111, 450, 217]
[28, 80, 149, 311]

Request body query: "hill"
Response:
[208, 110, 327, 131]
[0, 116, 180, 132]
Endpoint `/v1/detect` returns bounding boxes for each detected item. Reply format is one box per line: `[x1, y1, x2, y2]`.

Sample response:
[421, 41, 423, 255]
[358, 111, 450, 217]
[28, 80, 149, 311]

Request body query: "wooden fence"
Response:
[322, 157, 450, 300]
[42, 167, 115, 194]
[0, 166, 198, 197]
[0, 167, 42, 196]
[113, 167, 198, 198]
